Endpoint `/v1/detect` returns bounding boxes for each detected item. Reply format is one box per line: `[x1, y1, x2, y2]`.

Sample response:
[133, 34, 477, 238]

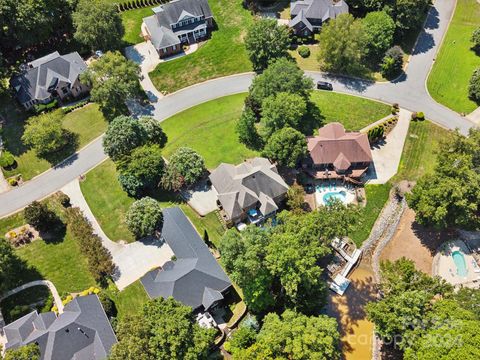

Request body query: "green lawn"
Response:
[427, 0, 480, 113]
[394, 120, 450, 182]
[80, 160, 226, 246]
[149, 0, 253, 93]
[310, 91, 390, 131]
[104, 280, 149, 319]
[161, 93, 258, 169]
[161, 92, 390, 170]
[350, 184, 392, 246]
[121, 7, 154, 46]
[289, 46, 320, 72]
[2, 101, 107, 181]
[0, 196, 96, 295]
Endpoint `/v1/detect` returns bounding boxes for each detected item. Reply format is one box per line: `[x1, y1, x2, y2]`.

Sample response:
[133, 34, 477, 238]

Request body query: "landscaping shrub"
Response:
[472, 27, 480, 51]
[57, 193, 71, 208]
[298, 46, 310, 58]
[33, 99, 58, 114]
[416, 112, 425, 121]
[24, 201, 60, 233]
[65, 207, 115, 284]
[381, 46, 404, 78]
[98, 292, 117, 318]
[469, 68, 480, 103]
[62, 100, 89, 114]
[7, 178, 17, 186]
[0, 150, 15, 169]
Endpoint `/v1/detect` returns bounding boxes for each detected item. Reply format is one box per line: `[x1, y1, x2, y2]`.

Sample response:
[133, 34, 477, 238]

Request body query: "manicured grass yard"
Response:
[161, 93, 258, 169]
[121, 7, 154, 46]
[427, 0, 480, 114]
[289, 45, 320, 72]
[310, 91, 390, 131]
[0, 196, 96, 295]
[350, 184, 391, 246]
[1, 101, 107, 181]
[80, 160, 226, 246]
[394, 120, 450, 182]
[105, 280, 149, 319]
[149, 0, 253, 93]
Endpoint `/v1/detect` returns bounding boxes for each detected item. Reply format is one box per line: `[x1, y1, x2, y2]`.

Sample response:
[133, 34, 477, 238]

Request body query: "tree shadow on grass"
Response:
[301, 101, 325, 136]
[38, 130, 79, 166]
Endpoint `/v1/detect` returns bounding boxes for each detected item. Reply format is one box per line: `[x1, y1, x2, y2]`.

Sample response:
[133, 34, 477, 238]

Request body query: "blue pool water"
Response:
[323, 190, 347, 204]
[452, 250, 468, 277]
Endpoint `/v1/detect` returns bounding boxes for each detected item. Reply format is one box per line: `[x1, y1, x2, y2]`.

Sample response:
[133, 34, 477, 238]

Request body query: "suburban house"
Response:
[141, 207, 232, 313]
[304, 122, 373, 181]
[10, 51, 89, 110]
[2, 295, 117, 360]
[142, 0, 214, 58]
[289, 0, 349, 36]
[209, 157, 289, 225]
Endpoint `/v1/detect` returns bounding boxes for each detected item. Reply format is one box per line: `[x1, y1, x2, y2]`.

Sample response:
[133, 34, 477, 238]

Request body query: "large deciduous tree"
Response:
[408, 128, 480, 229]
[262, 127, 307, 168]
[102, 116, 145, 161]
[161, 147, 205, 191]
[81, 51, 142, 120]
[248, 58, 313, 112]
[235, 108, 263, 150]
[24, 201, 59, 233]
[125, 197, 163, 239]
[73, 0, 124, 52]
[394, 0, 429, 36]
[109, 297, 215, 360]
[245, 18, 291, 71]
[317, 13, 367, 74]
[21, 110, 68, 156]
[234, 310, 340, 360]
[261, 92, 307, 137]
[118, 144, 165, 197]
[138, 116, 168, 147]
[362, 11, 396, 63]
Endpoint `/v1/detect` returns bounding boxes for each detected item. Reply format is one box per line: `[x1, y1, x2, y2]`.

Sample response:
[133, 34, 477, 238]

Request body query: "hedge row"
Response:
[367, 116, 398, 142]
[117, 0, 168, 12]
[65, 207, 115, 284]
[33, 99, 58, 114]
[62, 100, 89, 114]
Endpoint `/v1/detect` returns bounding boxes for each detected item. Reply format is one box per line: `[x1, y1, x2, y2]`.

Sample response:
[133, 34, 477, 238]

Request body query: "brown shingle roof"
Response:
[307, 123, 372, 166]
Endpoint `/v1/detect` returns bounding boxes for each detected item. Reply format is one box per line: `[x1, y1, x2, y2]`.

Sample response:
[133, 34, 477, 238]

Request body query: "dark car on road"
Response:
[317, 81, 333, 91]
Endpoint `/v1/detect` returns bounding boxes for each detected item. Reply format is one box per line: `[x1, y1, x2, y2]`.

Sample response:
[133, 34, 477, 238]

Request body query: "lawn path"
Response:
[62, 180, 174, 291]
[0, 280, 64, 314]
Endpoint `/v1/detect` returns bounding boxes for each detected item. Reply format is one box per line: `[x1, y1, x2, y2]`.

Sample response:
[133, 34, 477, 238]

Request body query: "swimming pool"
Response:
[323, 191, 347, 204]
[452, 250, 468, 277]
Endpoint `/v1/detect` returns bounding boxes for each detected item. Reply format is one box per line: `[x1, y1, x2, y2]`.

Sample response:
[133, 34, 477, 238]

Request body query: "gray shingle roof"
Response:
[290, 0, 348, 24]
[143, 0, 212, 50]
[209, 158, 289, 220]
[3, 295, 117, 360]
[141, 207, 231, 311]
[10, 51, 87, 104]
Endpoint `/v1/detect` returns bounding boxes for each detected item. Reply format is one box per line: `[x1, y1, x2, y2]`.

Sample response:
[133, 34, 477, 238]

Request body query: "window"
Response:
[173, 45, 176, 50]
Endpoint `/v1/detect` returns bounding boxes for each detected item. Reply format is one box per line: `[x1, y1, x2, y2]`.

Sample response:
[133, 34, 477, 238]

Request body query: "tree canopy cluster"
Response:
[366, 258, 480, 358]
[161, 147, 206, 191]
[318, 0, 427, 77]
[219, 204, 358, 315]
[227, 310, 340, 360]
[236, 58, 318, 167]
[109, 297, 215, 360]
[244, 18, 291, 71]
[81, 51, 143, 120]
[408, 128, 480, 229]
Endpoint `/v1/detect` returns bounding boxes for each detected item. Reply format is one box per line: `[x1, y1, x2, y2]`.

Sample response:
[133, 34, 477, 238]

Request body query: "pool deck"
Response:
[315, 184, 356, 207]
[433, 239, 480, 287]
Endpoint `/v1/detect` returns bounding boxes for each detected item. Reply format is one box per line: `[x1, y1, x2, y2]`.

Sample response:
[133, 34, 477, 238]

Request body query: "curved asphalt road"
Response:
[0, 0, 475, 218]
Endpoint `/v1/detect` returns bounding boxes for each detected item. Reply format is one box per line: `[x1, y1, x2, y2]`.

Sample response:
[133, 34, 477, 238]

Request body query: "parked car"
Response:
[317, 81, 333, 91]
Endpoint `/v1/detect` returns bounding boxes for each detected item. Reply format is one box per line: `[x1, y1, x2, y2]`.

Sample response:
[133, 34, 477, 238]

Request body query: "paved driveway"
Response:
[62, 180, 174, 290]
[181, 180, 218, 216]
[366, 109, 411, 184]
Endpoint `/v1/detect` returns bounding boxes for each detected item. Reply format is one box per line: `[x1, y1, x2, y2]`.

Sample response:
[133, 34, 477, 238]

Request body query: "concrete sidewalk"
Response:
[61, 180, 173, 290]
[366, 109, 411, 184]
